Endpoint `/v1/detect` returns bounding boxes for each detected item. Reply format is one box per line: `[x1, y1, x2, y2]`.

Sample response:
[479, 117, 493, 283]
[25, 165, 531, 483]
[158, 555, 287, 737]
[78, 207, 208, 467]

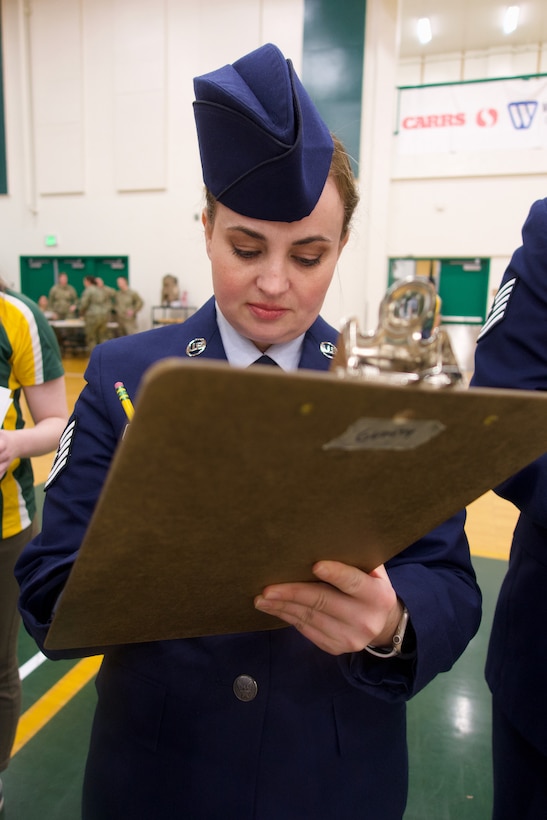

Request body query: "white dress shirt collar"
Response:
[215, 303, 304, 371]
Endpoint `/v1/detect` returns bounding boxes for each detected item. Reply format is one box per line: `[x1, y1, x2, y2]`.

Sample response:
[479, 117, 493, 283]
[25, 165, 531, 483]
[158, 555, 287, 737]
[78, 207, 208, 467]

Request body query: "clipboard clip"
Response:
[332, 277, 463, 388]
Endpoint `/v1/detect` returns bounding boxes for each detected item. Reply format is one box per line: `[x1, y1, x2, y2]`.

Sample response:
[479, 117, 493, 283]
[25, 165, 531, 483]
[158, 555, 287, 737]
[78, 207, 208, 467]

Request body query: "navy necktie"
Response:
[251, 355, 279, 366]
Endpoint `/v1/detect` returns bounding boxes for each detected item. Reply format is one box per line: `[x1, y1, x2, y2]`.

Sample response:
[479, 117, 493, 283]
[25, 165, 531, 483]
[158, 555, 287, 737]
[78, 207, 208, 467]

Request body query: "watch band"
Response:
[365, 602, 409, 659]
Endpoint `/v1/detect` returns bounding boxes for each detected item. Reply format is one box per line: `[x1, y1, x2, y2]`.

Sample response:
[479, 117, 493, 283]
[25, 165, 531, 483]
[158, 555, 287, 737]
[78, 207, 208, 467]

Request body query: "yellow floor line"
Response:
[11, 655, 102, 757]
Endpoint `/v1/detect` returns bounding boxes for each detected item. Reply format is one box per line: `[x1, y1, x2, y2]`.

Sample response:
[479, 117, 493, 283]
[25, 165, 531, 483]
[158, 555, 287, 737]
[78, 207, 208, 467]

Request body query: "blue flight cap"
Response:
[193, 43, 334, 223]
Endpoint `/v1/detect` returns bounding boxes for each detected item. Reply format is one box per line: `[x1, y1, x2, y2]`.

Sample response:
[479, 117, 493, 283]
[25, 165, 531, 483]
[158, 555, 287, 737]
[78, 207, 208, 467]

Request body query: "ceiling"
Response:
[399, 0, 547, 60]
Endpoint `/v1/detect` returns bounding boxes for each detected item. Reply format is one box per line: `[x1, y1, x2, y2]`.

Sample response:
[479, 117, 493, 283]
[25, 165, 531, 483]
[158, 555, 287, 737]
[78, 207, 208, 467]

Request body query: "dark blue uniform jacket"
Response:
[16, 297, 481, 819]
[471, 198, 547, 757]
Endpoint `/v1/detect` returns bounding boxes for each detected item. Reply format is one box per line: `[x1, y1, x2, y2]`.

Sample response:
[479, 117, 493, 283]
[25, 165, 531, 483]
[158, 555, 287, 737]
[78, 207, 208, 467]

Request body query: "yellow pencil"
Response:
[114, 381, 135, 422]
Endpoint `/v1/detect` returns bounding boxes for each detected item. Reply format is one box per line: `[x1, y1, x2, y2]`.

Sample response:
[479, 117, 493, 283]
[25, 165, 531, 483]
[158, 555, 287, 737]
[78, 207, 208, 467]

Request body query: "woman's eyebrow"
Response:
[226, 226, 331, 245]
[227, 225, 266, 240]
[293, 235, 331, 246]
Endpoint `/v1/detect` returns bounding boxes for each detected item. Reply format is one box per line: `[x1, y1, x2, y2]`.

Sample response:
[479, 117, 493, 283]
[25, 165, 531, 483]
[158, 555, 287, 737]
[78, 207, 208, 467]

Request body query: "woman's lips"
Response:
[248, 303, 288, 321]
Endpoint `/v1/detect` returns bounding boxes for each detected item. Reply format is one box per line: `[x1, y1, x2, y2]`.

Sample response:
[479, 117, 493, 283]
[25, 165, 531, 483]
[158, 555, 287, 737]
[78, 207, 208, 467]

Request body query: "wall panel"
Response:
[113, 0, 167, 191]
[30, 0, 84, 194]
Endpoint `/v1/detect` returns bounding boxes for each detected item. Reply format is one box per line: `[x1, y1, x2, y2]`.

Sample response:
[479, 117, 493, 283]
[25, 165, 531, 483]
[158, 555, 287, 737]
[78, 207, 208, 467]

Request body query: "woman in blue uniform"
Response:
[15, 44, 481, 819]
[471, 199, 547, 820]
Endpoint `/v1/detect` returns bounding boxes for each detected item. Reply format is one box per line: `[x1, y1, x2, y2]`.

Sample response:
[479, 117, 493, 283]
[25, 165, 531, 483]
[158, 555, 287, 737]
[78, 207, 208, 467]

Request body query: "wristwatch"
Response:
[365, 601, 410, 659]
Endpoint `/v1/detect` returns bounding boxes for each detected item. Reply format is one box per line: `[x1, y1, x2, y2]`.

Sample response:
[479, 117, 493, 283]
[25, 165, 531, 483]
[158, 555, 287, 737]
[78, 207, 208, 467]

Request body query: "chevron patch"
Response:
[477, 277, 516, 341]
[44, 419, 77, 490]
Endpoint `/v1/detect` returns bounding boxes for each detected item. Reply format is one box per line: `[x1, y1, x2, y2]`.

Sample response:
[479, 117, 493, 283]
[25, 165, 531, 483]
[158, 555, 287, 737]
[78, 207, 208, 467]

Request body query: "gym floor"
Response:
[2, 356, 516, 819]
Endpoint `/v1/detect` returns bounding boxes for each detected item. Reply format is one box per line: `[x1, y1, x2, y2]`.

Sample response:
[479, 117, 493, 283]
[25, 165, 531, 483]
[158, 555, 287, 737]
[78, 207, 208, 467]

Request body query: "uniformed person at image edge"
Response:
[0, 282, 67, 813]
[471, 199, 547, 820]
[15, 44, 481, 820]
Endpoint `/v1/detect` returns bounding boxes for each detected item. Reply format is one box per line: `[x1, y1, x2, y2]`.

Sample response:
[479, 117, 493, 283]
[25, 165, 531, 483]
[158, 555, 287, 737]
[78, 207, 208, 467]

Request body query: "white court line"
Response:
[19, 651, 47, 680]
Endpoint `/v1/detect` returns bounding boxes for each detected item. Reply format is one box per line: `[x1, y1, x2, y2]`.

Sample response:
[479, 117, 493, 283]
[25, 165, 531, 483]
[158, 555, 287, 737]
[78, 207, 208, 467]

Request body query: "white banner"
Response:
[396, 76, 547, 155]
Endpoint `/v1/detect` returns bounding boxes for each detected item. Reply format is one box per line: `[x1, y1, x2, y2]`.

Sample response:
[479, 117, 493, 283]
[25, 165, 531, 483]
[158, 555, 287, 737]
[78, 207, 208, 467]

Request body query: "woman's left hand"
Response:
[0, 430, 18, 477]
[254, 560, 403, 656]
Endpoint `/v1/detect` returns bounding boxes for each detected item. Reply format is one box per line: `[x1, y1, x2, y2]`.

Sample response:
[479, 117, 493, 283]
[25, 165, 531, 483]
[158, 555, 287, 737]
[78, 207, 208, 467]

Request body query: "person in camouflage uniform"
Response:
[79, 276, 113, 350]
[48, 273, 78, 320]
[114, 277, 144, 335]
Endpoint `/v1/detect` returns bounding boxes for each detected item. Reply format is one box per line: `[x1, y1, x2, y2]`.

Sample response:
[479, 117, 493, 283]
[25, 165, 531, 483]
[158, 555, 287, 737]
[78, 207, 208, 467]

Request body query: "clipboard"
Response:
[45, 358, 547, 649]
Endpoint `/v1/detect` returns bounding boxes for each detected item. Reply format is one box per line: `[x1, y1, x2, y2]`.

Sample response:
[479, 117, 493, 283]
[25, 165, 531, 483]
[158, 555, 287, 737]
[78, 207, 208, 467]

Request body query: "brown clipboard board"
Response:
[45, 358, 547, 649]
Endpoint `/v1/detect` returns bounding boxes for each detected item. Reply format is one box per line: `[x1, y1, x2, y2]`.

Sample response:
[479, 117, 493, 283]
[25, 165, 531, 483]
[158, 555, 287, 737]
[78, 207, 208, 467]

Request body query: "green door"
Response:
[93, 257, 129, 291]
[20, 257, 57, 303]
[58, 258, 95, 296]
[20, 255, 130, 302]
[438, 260, 489, 325]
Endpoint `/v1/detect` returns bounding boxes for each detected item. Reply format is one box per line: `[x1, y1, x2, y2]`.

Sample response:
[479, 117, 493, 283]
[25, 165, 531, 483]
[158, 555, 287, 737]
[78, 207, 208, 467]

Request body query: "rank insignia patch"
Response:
[477, 277, 516, 341]
[44, 418, 77, 490]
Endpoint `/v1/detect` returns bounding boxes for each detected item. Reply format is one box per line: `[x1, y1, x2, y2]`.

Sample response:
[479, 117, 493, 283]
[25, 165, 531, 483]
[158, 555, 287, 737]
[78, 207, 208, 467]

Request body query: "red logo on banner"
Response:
[402, 113, 466, 129]
[476, 108, 498, 127]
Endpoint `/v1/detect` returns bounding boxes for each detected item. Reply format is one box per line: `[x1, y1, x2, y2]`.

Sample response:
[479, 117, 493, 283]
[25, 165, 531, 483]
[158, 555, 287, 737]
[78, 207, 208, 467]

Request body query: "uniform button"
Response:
[233, 674, 258, 702]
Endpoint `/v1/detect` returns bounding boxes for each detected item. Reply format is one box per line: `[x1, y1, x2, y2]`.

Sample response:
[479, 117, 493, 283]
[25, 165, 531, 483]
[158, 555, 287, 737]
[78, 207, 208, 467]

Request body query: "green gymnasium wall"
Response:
[0, 1, 7, 195]
[303, 0, 366, 175]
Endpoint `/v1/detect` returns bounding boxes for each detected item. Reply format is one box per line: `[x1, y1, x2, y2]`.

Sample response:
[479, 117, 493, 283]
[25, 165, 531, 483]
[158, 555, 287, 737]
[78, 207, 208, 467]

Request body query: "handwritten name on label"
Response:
[323, 417, 446, 451]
